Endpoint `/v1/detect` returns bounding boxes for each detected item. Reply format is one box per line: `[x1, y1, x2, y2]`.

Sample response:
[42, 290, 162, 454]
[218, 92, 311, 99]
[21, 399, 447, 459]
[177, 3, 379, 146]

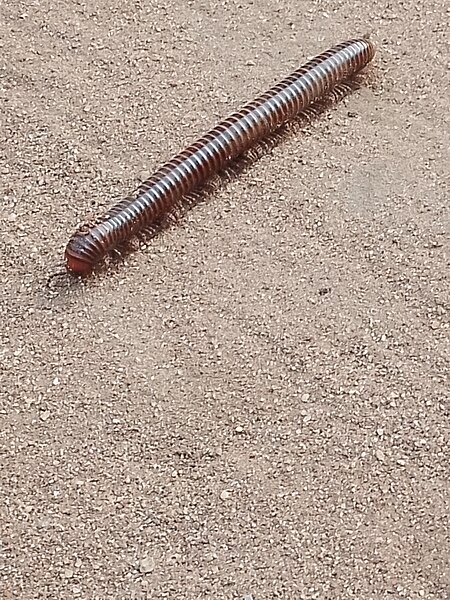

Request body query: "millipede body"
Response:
[65, 38, 375, 275]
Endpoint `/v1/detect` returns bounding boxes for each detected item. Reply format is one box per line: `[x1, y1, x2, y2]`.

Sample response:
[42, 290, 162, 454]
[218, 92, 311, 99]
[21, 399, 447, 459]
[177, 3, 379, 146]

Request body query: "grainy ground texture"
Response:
[1, 0, 449, 598]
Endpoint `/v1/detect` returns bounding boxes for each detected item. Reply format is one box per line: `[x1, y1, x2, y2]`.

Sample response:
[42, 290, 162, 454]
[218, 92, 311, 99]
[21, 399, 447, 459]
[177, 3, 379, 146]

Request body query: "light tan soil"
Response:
[1, 1, 448, 598]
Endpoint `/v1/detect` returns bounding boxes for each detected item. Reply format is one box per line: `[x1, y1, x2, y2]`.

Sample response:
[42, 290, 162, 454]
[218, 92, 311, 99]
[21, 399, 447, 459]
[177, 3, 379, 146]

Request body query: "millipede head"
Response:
[65, 253, 94, 276]
[64, 234, 96, 276]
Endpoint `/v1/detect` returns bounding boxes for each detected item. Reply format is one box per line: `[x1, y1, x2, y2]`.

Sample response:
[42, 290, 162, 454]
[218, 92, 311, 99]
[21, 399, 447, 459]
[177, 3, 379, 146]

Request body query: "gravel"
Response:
[1, 0, 449, 598]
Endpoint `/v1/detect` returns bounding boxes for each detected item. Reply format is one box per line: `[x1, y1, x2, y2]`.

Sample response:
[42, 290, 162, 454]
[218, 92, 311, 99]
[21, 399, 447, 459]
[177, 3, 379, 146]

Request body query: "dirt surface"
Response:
[1, 0, 449, 598]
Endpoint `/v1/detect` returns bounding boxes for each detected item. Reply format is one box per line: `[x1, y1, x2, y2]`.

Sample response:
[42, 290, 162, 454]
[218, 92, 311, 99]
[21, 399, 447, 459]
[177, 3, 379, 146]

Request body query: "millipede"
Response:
[65, 38, 376, 275]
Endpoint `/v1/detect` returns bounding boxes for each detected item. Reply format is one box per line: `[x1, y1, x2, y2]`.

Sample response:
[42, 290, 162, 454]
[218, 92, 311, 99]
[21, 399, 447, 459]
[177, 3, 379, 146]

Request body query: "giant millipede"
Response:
[65, 38, 375, 275]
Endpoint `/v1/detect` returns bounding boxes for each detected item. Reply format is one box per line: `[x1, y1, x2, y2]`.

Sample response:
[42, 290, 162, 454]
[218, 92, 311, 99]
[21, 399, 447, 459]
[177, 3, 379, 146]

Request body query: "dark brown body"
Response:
[65, 38, 375, 275]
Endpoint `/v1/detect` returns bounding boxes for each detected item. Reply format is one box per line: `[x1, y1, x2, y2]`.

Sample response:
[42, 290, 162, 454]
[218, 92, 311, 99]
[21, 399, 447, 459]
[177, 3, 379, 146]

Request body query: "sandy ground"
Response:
[1, 0, 449, 598]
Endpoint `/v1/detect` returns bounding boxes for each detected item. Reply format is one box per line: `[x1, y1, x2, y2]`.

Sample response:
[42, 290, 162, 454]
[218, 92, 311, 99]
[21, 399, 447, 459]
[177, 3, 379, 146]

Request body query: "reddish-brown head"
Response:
[65, 252, 94, 276]
[65, 234, 97, 276]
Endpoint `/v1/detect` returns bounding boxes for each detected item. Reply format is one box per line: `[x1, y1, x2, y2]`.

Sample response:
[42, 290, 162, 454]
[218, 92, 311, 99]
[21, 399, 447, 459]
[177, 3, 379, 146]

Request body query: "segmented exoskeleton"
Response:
[65, 38, 375, 275]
